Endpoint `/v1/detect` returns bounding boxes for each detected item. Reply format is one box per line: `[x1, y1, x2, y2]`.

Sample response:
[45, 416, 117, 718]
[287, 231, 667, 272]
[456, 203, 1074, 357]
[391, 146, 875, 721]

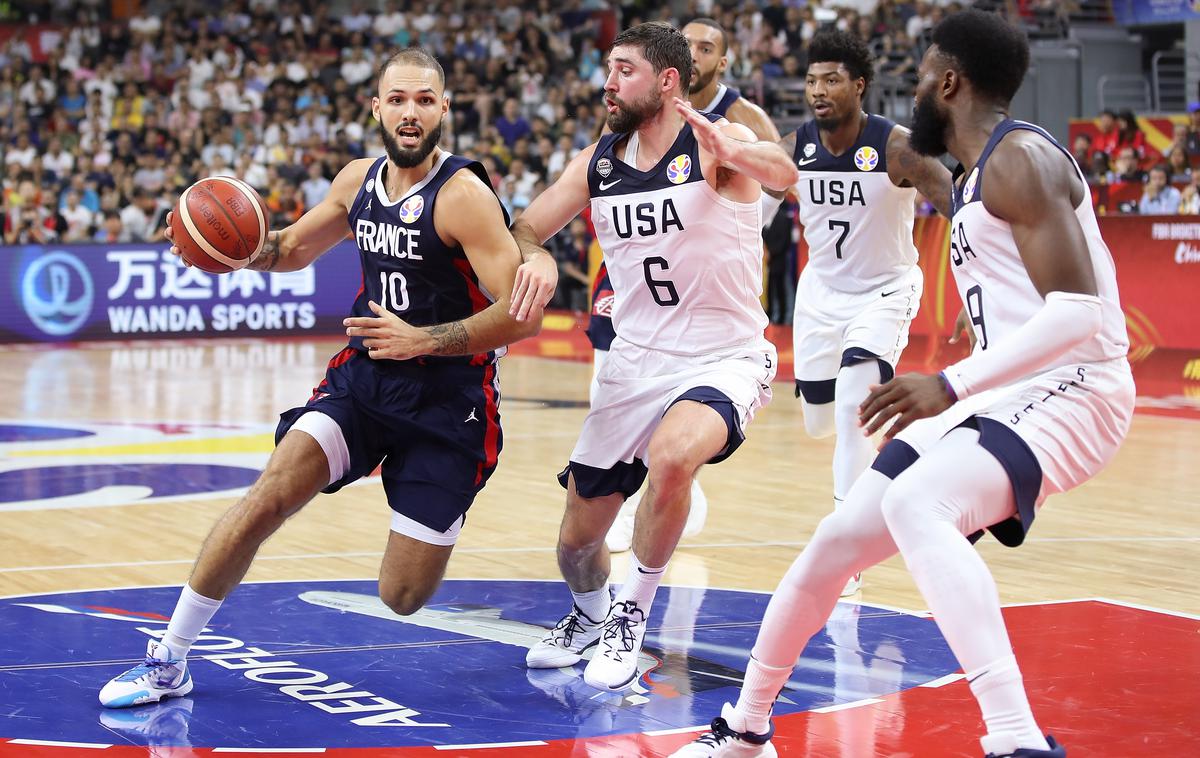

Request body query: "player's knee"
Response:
[879, 472, 928, 538]
[645, 449, 696, 500]
[833, 393, 861, 433]
[379, 582, 434, 616]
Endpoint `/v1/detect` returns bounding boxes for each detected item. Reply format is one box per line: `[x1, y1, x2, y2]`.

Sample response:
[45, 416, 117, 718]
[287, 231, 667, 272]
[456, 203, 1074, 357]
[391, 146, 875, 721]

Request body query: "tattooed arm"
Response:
[247, 159, 375, 272]
[343, 168, 541, 361]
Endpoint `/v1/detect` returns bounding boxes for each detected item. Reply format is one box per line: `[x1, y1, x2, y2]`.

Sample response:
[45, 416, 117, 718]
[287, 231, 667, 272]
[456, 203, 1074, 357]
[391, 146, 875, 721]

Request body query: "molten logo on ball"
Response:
[173, 177, 269, 274]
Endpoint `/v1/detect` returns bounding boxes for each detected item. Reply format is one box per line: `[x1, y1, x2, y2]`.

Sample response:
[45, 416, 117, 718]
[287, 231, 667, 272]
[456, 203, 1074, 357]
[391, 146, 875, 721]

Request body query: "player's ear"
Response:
[371, 96, 380, 121]
[942, 68, 959, 100]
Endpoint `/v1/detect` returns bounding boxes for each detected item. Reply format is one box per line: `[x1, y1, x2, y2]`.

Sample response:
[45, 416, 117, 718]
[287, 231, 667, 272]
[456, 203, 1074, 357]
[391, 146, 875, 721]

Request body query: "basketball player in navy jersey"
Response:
[599, 16, 784, 554]
[100, 48, 557, 709]
[511, 22, 797, 693]
[783, 29, 951, 596]
[673, 11, 1132, 757]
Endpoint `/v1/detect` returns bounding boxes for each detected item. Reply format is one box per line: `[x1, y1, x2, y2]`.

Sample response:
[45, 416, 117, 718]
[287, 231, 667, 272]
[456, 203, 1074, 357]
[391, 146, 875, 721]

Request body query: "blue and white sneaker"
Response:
[99, 640, 193, 709]
[983, 733, 1066, 757]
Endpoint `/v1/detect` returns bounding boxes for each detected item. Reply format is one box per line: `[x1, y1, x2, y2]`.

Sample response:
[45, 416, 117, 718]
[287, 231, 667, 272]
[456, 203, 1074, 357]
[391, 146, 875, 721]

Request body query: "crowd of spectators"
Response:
[0, 0, 1168, 318]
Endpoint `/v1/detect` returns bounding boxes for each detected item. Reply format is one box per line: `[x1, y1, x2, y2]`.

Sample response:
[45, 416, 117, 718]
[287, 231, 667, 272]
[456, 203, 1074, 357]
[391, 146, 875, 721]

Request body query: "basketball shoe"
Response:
[526, 604, 605, 668]
[605, 482, 709, 553]
[668, 703, 777, 757]
[99, 639, 193, 709]
[982, 733, 1066, 757]
[583, 599, 649, 691]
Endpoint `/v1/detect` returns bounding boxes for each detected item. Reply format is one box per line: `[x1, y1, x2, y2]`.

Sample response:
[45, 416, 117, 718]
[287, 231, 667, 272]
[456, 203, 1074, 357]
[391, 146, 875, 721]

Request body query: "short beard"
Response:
[908, 89, 949, 157]
[380, 119, 443, 169]
[814, 111, 846, 132]
[689, 67, 716, 95]
[606, 91, 661, 133]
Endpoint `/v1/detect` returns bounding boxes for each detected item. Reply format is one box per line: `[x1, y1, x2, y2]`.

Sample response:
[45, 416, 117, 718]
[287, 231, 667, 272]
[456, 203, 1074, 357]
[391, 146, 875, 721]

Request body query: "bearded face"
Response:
[908, 87, 950, 157]
[379, 118, 444, 168]
[605, 90, 662, 134]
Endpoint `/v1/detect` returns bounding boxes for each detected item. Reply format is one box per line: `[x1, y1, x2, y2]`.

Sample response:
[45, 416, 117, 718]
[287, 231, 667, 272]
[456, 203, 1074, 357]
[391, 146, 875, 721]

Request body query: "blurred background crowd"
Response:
[2, 0, 1197, 315]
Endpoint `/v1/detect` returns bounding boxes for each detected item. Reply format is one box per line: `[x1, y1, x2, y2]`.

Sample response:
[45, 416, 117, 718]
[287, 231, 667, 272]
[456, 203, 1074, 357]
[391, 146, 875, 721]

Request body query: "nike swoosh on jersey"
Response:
[598, 179, 622, 191]
[797, 157, 818, 166]
[881, 289, 899, 297]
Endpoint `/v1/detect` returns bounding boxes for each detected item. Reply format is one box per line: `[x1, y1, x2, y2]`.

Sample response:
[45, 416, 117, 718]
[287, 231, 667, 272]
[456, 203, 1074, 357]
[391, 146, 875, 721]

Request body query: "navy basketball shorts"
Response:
[276, 347, 502, 533]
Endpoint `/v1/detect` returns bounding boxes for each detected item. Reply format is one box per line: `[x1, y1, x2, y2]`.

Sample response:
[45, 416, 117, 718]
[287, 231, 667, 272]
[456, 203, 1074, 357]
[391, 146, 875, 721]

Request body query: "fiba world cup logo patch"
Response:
[854, 146, 879, 171]
[963, 166, 980, 202]
[398, 195, 424, 224]
[667, 154, 692, 184]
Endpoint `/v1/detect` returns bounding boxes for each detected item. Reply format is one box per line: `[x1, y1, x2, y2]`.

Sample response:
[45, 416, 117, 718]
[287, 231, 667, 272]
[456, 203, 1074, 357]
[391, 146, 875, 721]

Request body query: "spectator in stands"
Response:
[1187, 103, 1200, 161]
[1139, 164, 1181, 215]
[1091, 109, 1118, 159]
[548, 217, 591, 313]
[1112, 109, 1147, 161]
[1179, 171, 1200, 214]
[495, 97, 531, 148]
[119, 187, 168, 243]
[300, 161, 332, 210]
[1166, 145, 1192, 183]
[1071, 133, 1093, 170]
[1107, 147, 1145, 184]
[93, 210, 124, 244]
[60, 191, 96, 243]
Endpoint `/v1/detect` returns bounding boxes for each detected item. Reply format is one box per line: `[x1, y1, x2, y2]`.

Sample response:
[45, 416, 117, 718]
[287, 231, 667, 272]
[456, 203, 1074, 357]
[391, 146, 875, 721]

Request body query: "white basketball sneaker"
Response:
[526, 604, 606, 669]
[99, 639, 193, 709]
[583, 599, 648, 691]
[669, 703, 777, 757]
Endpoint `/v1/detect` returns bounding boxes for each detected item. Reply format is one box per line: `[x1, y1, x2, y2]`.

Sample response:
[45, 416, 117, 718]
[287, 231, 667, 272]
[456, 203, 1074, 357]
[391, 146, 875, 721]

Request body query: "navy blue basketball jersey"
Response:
[700, 83, 742, 117]
[345, 152, 506, 365]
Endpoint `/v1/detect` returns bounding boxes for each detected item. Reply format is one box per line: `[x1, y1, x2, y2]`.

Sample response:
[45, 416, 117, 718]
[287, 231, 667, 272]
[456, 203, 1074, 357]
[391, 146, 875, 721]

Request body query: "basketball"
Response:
[171, 177, 270, 274]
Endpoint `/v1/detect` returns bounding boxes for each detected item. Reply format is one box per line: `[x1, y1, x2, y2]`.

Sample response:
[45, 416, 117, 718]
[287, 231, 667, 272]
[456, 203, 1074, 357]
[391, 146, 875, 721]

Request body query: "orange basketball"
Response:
[171, 177, 270, 274]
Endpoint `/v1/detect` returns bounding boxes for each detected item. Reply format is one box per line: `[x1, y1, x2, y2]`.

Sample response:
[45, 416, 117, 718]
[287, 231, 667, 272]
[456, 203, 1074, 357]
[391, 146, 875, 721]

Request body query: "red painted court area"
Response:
[2, 600, 1193, 757]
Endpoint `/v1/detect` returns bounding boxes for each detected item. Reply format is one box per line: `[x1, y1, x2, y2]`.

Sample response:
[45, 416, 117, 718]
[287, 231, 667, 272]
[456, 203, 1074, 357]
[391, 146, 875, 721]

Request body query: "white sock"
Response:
[734, 656, 792, 734]
[615, 550, 666, 612]
[570, 586, 610, 624]
[161, 584, 223, 657]
[832, 360, 880, 500]
[969, 656, 1050, 751]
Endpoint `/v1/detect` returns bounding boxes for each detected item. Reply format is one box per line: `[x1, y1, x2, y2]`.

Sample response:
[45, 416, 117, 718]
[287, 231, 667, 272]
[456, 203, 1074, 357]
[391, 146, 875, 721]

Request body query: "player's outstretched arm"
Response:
[674, 97, 799, 192]
[508, 143, 596, 319]
[343, 170, 541, 361]
[886, 125, 953, 218]
[249, 159, 374, 273]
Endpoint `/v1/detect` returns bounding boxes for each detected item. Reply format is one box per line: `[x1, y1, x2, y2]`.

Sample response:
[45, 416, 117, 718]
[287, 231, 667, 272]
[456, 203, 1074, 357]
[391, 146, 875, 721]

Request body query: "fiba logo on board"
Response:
[19, 250, 94, 336]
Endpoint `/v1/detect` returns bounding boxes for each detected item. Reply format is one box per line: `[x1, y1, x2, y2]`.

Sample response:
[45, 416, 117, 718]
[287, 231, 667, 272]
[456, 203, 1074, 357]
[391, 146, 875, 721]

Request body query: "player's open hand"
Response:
[163, 210, 190, 267]
[948, 307, 977, 350]
[509, 252, 557, 322]
[344, 301, 433, 361]
[858, 372, 956, 444]
[674, 97, 734, 163]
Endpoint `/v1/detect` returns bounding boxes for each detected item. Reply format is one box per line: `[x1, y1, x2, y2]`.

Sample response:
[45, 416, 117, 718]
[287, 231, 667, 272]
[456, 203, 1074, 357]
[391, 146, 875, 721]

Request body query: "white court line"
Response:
[434, 740, 547, 750]
[6, 533, 1198, 574]
[213, 749, 326, 754]
[810, 697, 885, 713]
[644, 725, 707, 737]
[919, 673, 966, 688]
[7, 739, 111, 748]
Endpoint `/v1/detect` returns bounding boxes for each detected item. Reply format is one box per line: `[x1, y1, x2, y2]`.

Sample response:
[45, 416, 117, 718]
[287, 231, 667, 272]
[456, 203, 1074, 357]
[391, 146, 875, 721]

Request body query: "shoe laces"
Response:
[116, 652, 178, 683]
[601, 600, 645, 656]
[550, 605, 593, 648]
[695, 717, 741, 747]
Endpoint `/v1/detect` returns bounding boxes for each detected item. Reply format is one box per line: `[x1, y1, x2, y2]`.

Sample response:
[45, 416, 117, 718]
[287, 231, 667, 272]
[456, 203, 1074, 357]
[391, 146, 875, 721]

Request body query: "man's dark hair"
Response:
[806, 29, 874, 93]
[931, 9, 1029, 104]
[687, 17, 729, 55]
[611, 22, 692, 93]
[376, 48, 445, 89]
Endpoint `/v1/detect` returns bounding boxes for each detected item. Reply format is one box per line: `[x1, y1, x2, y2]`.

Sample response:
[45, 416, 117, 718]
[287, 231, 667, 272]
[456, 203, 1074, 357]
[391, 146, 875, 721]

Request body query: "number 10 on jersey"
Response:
[379, 272, 410, 312]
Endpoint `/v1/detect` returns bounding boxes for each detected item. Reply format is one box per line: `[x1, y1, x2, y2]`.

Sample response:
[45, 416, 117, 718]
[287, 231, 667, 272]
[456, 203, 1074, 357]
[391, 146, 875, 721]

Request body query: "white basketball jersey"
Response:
[951, 120, 1129, 367]
[792, 115, 918, 293]
[587, 117, 766, 354]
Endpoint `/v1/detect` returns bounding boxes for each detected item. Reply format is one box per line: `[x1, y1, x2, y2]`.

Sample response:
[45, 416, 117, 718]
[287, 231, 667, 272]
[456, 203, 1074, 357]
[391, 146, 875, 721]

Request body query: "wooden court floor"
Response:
[1, 334, 1195, 615]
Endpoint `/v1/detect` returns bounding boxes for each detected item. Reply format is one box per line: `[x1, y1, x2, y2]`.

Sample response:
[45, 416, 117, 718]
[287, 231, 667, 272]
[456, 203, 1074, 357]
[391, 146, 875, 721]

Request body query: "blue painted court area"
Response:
[0, 463, 261, 503]
[0, 424, 94, 442]
[0, 580, 959, 749]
